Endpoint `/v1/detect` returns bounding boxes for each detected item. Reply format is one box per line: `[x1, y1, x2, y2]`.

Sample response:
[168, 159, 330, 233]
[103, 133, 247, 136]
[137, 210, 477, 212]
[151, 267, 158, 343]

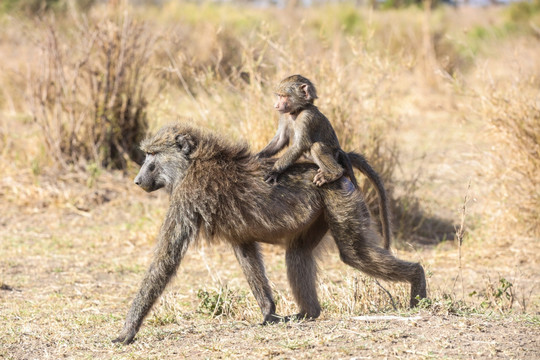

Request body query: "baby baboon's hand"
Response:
[264, 171, 280, 185]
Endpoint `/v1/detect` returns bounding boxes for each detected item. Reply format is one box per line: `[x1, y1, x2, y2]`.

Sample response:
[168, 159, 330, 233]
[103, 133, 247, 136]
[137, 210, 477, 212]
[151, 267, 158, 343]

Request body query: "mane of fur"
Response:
[156, 124, 272, 243]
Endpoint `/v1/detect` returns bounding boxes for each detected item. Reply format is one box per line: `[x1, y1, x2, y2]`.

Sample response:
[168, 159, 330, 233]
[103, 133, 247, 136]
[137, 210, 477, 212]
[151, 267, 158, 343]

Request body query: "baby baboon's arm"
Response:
[264, 117, 309, 184]
[257, 117, 290, 159]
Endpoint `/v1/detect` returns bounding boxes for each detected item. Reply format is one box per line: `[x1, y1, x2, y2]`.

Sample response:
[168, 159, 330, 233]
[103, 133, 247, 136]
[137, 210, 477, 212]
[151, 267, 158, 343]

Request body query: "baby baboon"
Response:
[258, 75, 354, 187]
[113, 123, 426, 345]
[259, 74, 392, 249]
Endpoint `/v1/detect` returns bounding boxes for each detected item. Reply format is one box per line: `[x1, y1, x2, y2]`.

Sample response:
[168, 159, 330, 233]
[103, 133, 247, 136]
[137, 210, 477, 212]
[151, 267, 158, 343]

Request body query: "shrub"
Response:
[28, 12, 155, 169]
[1, 0, 96, 15]
[481, 81, 540, 238]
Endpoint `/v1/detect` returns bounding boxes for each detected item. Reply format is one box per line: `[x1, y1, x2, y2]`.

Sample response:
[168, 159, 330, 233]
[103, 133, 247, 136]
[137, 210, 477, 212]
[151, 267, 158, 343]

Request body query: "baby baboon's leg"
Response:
[311, 142, 344, 186]
[232, 243, 278, 323]
[325, 191, 426, 307]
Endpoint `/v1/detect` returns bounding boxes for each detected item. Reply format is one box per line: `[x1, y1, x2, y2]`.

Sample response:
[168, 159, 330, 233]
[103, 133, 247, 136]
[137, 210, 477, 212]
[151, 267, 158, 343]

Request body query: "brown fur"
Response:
[113, 123, 426, 344]
[260, 74, 392, 249]
[260, 74, 353, 188]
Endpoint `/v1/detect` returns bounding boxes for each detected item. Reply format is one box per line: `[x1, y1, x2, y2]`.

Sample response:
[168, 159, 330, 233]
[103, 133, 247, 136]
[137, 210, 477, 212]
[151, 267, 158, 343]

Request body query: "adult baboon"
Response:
[113, 123, 426, 345]
[259, 74, 391, 249]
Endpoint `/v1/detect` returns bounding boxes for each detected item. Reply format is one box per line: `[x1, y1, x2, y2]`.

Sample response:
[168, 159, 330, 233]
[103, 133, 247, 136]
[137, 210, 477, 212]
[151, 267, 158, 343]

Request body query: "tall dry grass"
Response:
[4, 2, 538, 244]
[28, 11, 155, 170]
[480, 79, 540, 238]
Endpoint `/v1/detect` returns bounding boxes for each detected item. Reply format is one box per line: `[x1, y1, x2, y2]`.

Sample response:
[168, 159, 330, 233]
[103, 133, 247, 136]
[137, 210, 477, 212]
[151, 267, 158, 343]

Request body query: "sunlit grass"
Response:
[0, 2, 539, 359]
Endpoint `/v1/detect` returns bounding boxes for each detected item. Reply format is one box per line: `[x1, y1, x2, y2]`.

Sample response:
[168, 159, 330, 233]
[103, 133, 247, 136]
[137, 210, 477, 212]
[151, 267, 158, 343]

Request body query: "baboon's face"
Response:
[274, 95, 292, 113]
[134, 153, 165, 192]
[135, 132, 195, 193]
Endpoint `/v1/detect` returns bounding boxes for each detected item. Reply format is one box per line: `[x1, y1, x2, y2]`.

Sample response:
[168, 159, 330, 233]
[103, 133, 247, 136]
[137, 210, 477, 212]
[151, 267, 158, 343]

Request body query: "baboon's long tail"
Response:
[348, 152, 392, 250]
[337, 150, 359, 189]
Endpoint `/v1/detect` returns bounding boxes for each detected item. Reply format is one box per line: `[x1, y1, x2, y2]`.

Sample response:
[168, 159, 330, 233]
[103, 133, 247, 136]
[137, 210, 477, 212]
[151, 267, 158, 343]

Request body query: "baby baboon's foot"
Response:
[313, 168, 344, 187]
[313, 170, 329, 187]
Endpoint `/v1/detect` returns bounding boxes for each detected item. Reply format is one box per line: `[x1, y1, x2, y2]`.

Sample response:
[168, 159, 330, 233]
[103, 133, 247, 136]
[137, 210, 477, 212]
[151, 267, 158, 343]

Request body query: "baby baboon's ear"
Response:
[175, 134, 195, 155]
[300, 83, 311, 100]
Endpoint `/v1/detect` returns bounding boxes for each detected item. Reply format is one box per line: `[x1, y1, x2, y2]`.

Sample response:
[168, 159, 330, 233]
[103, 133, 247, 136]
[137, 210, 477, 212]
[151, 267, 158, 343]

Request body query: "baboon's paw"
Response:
[261, 314, 286, 325]
[112, 330, 137, 345]
[313, 172, 328, 187]
[284, 313, 318, 322]
[264, 171, 280, 185]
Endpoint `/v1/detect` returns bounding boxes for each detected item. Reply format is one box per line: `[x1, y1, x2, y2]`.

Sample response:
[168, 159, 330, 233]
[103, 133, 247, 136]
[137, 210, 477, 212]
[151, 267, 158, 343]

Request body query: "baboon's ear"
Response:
[300, 83, 312, 100]
[175, 134, 195, 155]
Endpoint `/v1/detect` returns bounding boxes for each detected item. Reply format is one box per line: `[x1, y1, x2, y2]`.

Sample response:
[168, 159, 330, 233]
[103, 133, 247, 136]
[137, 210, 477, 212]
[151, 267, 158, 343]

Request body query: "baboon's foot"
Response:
[284, 313, 318, 322]
[261, 313, 286, 325]
[112, 328, 137, 345]
[409, 264, 427, 307]
[313, 169, 341, 187]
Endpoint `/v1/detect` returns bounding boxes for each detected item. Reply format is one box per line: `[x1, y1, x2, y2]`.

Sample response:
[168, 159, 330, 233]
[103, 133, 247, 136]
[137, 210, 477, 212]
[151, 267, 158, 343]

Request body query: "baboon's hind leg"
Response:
[325, 194, 426, 307]
[336, 228, 425, 306]
[338, 240, 426, 306]
[311, 143, 344, 186]
[286, 247, 321, 320]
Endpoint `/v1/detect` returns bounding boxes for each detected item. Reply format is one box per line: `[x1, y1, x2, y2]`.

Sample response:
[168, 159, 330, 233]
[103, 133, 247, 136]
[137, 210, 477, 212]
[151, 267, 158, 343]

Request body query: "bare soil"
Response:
[1, 179, 538, 359]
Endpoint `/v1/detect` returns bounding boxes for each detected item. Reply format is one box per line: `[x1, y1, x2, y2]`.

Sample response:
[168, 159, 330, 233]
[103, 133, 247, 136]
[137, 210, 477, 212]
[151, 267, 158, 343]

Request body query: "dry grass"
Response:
[1, 2, 539, 359]
[28, 11, 155, 170]
[479, 78, 540, 238]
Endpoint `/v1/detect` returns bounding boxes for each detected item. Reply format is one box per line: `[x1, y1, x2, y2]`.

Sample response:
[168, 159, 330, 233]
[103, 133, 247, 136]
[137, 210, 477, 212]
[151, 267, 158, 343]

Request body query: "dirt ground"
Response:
[1, 6, 539, 358]
[1, 177, 539, 359]
[2, 87, 539, 360]
[1, 84, 539, 360]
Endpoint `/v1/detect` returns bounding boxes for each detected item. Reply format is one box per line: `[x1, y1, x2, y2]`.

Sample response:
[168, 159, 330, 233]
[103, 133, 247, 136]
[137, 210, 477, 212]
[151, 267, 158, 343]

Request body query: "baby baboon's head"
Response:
[274, 75, 318, 113]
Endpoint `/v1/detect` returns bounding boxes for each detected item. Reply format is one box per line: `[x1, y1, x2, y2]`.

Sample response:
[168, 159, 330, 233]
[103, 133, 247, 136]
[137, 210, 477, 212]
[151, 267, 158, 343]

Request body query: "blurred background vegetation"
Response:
[0, 0, 538, 245]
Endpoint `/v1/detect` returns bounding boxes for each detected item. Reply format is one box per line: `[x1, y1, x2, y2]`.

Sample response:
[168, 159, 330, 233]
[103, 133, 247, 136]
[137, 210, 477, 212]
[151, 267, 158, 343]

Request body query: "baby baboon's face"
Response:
[274, 94, 292, 113]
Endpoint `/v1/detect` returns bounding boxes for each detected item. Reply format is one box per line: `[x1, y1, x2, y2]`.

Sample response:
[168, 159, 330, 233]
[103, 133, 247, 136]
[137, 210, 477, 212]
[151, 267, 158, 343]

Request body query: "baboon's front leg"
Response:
[113, 261, 173, 344]
[232, 243, 278, 323]
[113, 211, 198, 344]
[286, 247, 321, 319]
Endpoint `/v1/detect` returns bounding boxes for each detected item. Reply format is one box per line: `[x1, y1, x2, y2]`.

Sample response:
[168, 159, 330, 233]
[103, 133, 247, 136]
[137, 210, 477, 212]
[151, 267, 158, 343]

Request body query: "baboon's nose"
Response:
[134, 177, 141, 186]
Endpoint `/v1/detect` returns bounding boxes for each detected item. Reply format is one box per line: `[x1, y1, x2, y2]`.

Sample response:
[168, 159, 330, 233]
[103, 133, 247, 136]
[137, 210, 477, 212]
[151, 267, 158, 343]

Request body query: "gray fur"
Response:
[113, 123, 426, 345]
